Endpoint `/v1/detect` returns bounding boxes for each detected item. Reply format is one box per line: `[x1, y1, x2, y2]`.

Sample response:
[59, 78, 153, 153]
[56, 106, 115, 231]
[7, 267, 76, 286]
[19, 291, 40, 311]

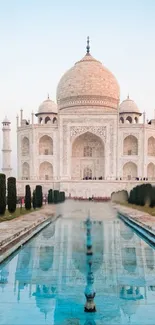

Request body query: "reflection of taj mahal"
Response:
[2, 38, 155, 196]
[5, 208, 155, 324]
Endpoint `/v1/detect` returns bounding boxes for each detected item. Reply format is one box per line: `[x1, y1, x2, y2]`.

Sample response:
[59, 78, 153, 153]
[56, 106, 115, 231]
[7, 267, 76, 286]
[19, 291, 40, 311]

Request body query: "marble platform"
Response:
[0, 205, 57, 263]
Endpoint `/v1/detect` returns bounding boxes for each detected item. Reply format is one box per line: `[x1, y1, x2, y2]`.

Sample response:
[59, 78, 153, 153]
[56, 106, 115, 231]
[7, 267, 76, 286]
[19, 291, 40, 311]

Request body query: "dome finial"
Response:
[127, 93, 130, 99]
[47, 93, 49, 99]
[86, 36, 90, 55]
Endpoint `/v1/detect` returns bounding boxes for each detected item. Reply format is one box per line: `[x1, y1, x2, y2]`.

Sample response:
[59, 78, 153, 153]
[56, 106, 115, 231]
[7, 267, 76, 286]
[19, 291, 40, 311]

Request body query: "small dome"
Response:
[120, 96, 140, 114]
[2, 116, 10, 124]
[57, 44, 120, 110]
[38, 96, 57, 114]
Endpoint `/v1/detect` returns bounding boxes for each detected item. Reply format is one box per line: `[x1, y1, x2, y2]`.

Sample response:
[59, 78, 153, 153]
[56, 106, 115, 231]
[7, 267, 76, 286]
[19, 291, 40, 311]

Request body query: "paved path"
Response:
[114, 203, 155, 235]
[0, 205, 56, 263]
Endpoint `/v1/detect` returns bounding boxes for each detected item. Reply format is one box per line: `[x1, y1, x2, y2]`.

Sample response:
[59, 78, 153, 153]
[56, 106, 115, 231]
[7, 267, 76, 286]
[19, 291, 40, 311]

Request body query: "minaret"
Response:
[2, 117, 12, 179]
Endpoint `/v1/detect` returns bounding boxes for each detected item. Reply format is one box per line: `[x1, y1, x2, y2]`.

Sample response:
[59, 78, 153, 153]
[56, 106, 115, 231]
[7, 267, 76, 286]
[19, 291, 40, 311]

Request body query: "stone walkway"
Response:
[0, 205, 56, 263]
[114, 203, 155, 235]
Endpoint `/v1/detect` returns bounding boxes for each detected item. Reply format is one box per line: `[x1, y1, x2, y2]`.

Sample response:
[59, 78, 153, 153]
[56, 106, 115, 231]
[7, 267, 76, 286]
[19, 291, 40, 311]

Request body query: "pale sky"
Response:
[0, 0, 155, 174]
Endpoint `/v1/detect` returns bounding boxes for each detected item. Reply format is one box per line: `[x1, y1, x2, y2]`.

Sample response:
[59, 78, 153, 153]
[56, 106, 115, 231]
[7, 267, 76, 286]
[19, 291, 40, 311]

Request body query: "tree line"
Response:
[0, 173, 65, 216]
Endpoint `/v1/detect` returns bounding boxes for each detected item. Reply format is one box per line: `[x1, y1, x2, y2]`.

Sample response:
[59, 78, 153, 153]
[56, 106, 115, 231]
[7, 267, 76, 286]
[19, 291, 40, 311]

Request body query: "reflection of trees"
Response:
[39, 246, 54, 271]
[122, 248, 137, 273]
[145, 247, 154, 270]
[120, 286, 143, 300]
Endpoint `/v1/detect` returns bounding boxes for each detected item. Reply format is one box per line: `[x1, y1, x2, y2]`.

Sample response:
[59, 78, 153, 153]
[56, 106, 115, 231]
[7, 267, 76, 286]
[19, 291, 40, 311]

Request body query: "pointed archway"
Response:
[71, 132, 104, 180]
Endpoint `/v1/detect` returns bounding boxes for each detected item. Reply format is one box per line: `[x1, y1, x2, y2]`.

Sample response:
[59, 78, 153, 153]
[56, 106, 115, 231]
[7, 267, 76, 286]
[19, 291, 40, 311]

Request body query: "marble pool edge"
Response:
[116, 208, 155, 245]
[0, 213, 60, 264]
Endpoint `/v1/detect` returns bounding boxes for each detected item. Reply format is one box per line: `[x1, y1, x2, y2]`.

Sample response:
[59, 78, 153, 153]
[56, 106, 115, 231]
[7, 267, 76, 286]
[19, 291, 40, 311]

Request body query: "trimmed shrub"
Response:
[7, 177, 17, 213]
[25, 185, 31, 210]
[35, 185, 43, 208]
[32, 190, 37, 209]
[53, 190, 59, 204]
[59, 191, 65, 202]
[150, 186, 155, 208]
[128, 183, 153, 207]
[48, 189, 53, 204]
[0, 173, 6, 215]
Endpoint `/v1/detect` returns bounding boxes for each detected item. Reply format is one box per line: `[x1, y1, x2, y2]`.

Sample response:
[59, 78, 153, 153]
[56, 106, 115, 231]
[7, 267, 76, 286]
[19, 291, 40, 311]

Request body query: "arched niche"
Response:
[22, 137, 30, 156]
[45, 116, 51, 124]
[39, 117, 43, 124]
[123, 162, 137, 180]
[120, 117, 124, 124]
[39, 246, 54, 271]
[135, 117, 138, 124]
[126, 116, 132, 124]
[122, 247, 137, 273]
[148, 137, 155, 156]
[39, 161, 53, 180]
[39, 135, 53, 155]
[22, 162, 30, 180]
[53, 117, 57, 124]
[123, 135, 138, 155]
[145, 246, 154, 270]
[71, 131, 104, 180]
[147, 162, 155, 179]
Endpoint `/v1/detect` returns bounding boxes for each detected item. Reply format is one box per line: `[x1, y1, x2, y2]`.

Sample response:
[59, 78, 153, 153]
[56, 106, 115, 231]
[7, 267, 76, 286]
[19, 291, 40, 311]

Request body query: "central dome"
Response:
[56, 44, 120, 110]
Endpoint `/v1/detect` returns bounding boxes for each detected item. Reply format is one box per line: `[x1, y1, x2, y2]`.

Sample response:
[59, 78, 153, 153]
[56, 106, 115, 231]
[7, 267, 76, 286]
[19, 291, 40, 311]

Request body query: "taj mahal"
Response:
[2, 38, 155, 197]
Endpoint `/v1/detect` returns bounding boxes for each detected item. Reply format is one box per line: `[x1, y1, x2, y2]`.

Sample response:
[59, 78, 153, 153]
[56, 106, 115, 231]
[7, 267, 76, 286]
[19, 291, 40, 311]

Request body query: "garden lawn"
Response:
[0, 207, 38, 222]
[118, 201, 155, 216]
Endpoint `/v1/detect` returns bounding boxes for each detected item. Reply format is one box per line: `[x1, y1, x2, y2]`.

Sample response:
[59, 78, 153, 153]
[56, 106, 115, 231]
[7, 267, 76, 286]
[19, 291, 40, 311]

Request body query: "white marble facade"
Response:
[3, 40, 155, 197]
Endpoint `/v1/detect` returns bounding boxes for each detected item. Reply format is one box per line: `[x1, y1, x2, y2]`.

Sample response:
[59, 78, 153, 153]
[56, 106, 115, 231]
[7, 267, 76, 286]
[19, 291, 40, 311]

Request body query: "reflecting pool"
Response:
[0, 201, 155, 325]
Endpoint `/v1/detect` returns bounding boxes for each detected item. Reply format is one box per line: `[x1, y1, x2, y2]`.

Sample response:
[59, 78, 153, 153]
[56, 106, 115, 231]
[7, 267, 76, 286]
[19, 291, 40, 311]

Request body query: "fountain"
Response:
[84, 213, 96, 313]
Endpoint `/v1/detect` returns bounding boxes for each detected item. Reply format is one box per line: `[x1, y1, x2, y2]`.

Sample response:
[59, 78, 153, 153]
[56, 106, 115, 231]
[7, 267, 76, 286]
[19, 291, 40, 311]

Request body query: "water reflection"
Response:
[0, 202, 155, 325]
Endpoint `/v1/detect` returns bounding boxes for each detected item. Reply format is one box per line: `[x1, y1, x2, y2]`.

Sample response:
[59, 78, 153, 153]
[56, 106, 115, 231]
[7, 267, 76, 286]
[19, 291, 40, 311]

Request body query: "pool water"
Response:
[0, 201, 155, 325]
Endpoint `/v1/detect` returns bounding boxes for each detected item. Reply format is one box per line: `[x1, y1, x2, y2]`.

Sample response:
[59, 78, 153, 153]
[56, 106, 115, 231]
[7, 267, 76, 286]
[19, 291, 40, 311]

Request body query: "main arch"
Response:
[71, 132, 104, 180]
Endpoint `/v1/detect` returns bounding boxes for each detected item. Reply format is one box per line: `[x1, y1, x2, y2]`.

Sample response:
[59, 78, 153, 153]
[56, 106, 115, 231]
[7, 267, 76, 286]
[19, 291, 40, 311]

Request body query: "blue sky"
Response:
[0, 0, 155, 172]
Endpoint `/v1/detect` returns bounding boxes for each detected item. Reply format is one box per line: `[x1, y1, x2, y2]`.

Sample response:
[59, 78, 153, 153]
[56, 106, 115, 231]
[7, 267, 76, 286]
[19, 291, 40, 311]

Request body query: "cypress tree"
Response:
[0, 173, 6, 215]
[35, 185, 43, 208]
[7, 177, 17, 213]
[150, 186, 155, 208]
[53, 190, 59, 203]
[25, 185, 31, 210]
[48, 189, 53, 204]
[32, 190, 37, 209]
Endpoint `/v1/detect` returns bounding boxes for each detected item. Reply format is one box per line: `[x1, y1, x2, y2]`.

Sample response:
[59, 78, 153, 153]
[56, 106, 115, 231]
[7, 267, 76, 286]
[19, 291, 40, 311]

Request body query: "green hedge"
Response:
[53, 190, 59, 204]
[32, 190, 37, 209]
[7, 177, 17, 213]
[48, 189, 66, 204]
[48, 189, 53, 204]
[25, 185, 31, 210]
[59, 191, 65, 202]
[35, 185, 43, 208]
[0, 173, 6, 215]
[128, 183, 154, 207]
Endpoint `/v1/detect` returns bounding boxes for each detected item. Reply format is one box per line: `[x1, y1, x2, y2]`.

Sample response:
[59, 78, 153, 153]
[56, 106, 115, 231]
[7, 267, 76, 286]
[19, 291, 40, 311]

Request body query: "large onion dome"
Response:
[57, 38, 120, 110]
